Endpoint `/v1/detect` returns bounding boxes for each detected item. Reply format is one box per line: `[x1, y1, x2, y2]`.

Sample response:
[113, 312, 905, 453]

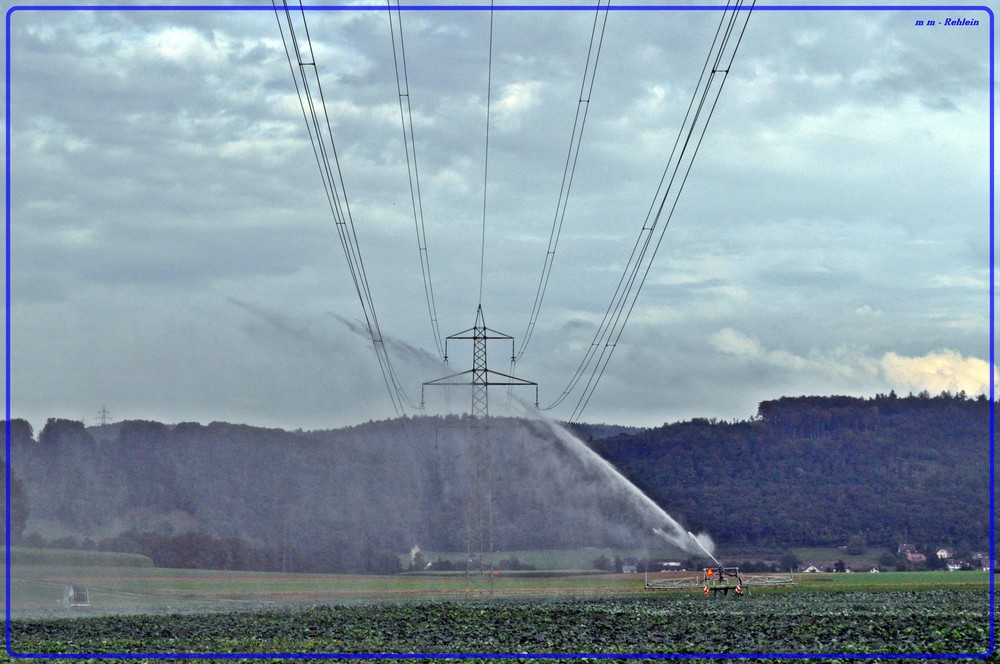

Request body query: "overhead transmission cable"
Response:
[272, 0, 417, 417]
[504, 0, 610, 418]
[544, 0, 756, 422]
[515, 0, 610, 364]
[479, 0, 495, 307]
[386, 0, 445, 361]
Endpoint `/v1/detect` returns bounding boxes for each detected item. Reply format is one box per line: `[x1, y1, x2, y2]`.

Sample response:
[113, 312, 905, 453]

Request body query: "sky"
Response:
[4, 0, 995, 432]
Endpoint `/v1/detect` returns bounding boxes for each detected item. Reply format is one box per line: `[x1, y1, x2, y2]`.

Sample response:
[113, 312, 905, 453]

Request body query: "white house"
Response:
[62, 584, 90, 607]
[936, 549, 951, 560]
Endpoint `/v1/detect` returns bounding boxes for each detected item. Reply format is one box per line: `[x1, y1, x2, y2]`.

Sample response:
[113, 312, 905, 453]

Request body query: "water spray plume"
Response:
[687, 530, 721, 566]
[506, 398, 717, 559]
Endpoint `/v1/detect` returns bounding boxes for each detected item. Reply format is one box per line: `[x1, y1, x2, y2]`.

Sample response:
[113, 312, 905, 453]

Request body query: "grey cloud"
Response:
[5, 3, 992, 431]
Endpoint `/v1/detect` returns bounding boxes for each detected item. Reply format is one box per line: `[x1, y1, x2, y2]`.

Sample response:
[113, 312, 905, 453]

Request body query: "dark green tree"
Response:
[925, 553, 946, 571]
[592, 554, 612, 572]
[5, 458, 29, 543]
[778, 552, 800, 572]
[409, 550, 426, 572]
[878, 551, 897, 569]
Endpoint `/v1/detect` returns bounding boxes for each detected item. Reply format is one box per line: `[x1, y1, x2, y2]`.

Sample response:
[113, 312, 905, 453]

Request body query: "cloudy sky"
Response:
[4, 0, 994, 432]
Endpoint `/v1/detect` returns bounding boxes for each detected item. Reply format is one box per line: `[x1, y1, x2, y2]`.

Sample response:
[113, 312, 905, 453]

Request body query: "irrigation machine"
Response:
[645, 565, 795, 596]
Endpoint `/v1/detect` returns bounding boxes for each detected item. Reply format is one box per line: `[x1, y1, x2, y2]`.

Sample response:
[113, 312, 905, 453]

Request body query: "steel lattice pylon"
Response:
[422, 305, 537, 417]
[423, 306, 537, 592]
[466, 424, 492, 590]
[471, 307, 489, 417]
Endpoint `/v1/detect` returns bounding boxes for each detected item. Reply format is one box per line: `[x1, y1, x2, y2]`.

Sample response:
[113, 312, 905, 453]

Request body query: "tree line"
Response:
[4, 391, 993, 572]
[588, 391, 992, 553]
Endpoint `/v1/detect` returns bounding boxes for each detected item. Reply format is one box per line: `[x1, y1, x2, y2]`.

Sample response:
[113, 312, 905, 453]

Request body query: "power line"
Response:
[273, 0, 415, 417]
[505, 0, 610, 418]
[569, 0, 756, 422]
[386, 0, 445, 361]
[515, 0, 610, 364]
[479, 0, 495, 307]
[544, 0, 756, 422]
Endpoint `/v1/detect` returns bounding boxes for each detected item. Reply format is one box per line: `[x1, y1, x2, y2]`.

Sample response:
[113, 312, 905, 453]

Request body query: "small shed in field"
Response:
[62, 584, 90, 607]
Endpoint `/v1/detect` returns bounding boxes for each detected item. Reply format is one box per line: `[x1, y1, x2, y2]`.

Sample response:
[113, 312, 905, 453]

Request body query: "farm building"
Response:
[62, 584, 90, 607]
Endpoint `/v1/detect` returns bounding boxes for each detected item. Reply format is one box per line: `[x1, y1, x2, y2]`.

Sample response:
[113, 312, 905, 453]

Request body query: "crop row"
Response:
[9, 590, 993, 660]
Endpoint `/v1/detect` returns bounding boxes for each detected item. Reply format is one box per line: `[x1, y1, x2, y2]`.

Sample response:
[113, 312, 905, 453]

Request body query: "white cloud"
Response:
[710, 328, 763, 357]
[144, 26, 219, 65]
[854, 304, 882, 317]
[495, 81, 542, 130]
[880, 349, 996, 397]
[792, 29, 822, 47]
[931, 271, 990, 290]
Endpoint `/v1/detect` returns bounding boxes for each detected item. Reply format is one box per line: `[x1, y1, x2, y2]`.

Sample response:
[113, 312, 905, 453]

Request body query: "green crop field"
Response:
[9, 547, 154, 568]
[4, 561, 995, 659]
[400, 547, 676, 571]
[11, 563, 990, 614]
[8, 590, 993, 659]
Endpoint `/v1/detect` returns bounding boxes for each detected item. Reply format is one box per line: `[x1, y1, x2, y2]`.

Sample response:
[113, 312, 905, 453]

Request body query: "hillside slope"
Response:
[5, 393, 992, 571]
[590, 393, 992, 551]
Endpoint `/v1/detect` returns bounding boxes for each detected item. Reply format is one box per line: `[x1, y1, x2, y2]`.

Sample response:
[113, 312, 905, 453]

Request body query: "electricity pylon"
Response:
[422, 305, 537, 592]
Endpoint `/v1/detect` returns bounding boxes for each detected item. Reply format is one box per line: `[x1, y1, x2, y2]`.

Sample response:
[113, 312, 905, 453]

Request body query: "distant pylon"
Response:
[422, 306, 537, 593]
[421, 305, 538, 416]
[96, 405, 111, 426]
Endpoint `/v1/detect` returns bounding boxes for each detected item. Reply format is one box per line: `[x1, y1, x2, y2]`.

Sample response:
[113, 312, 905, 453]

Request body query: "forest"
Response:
[3, 391, 993, 573]
[585, 391, 992, 552]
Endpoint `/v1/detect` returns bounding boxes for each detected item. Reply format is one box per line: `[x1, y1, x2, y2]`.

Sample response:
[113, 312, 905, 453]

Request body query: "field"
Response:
[788, 546, 899, 572]
[5, 562, 995, 659]
[397, 548, 671, 571]
[8, 590, 994, 659]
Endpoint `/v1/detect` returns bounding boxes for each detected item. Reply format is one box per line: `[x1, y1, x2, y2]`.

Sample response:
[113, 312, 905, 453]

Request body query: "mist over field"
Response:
[7, 415, 701, 573]
[5, 392, 992, 575]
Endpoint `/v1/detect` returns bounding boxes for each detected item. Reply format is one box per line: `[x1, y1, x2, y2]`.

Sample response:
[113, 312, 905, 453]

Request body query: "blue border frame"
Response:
[4, 2, 995, 659]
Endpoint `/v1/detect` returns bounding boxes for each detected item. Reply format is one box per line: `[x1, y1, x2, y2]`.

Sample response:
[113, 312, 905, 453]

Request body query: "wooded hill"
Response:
[584, 392, 992, 555]
[4, 392, 993, 572]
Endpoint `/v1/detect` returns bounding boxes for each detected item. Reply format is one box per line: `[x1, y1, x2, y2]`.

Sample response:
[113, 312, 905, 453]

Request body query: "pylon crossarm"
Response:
[423, 369, 476, 386]
[426, 305, 539, 412]
[445, 326, 479, 340]
[481, 326, 513, 340]
[447, 328, 514, 341]
[481, 368, 537, 387]
[423, 370, 533, 388]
